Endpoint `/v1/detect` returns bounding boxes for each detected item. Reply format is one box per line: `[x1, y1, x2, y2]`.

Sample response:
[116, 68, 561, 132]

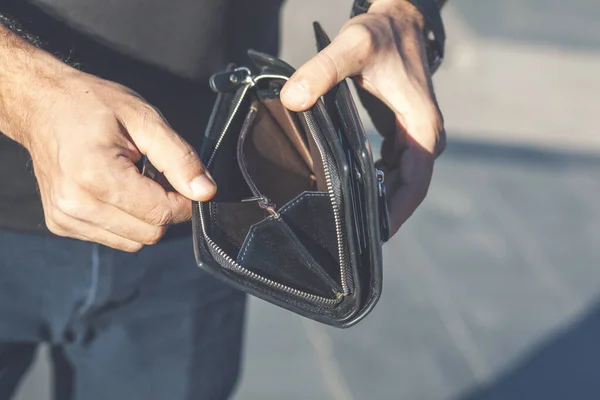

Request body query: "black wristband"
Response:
[406, 0, 445, 73]
[351, 0, 371, 17]
[351, 0, 445, 73]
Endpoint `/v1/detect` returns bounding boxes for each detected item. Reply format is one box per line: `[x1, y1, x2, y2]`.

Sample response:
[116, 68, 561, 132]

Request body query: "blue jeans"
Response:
[0, 229, 246, 400]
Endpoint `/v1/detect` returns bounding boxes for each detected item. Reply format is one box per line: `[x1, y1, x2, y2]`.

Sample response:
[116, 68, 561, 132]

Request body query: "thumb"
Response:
[121, 108, 216, 201]
[281, 26, 367, 112]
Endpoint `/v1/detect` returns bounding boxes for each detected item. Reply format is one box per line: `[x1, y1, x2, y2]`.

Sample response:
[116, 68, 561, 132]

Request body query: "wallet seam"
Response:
[279, 191, 329, 215]
[238, 215, 277, 263]
[210, 203, 218, 229]
[237, 215, 342, 296]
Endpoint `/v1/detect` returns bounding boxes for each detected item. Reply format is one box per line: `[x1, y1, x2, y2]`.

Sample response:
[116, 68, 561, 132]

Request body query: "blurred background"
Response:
[14, 0, 600, 399]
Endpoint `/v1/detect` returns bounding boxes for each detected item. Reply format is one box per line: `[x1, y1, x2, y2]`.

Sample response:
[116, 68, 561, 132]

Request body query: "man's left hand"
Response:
[281, 0, 445, 238]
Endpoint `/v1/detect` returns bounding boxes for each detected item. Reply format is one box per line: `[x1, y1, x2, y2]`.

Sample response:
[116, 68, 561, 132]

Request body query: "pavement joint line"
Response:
[301, 319, 356, 400]
[403, 233, 492, 385]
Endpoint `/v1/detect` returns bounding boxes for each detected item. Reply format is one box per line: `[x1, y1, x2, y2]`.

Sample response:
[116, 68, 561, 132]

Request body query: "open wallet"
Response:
[192, 23, 390, 328]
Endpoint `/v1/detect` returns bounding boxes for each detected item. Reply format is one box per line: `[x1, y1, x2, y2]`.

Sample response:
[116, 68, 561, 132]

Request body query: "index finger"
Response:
[102, 159, 192, 226]
[280, 24, 371, 112]
[118, 104, 216, 202]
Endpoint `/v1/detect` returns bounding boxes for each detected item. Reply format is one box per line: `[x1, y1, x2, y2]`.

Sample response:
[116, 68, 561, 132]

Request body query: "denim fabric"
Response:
[0, 229, 247, 400]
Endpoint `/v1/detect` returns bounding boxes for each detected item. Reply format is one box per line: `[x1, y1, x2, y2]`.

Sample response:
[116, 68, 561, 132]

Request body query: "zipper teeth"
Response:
[201, 72, 349, 305]
[207, 74, 284, 169]
[198, 204, 340, 306]
[207, 84, 253, 168]
[236, 108, 263, 200]
[303, 113, 350, 296]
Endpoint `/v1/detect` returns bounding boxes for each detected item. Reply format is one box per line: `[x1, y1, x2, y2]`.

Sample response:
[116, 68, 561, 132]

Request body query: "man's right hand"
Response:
[0, 30, 216, 252]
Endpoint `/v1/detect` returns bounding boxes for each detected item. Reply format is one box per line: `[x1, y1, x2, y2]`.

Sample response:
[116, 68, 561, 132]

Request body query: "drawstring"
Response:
[79, 243, 100, 316]
[62, 244, 100, 345]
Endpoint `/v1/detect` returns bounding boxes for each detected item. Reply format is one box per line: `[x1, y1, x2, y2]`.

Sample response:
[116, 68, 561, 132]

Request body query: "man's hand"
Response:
[0, 28, 216, 252]
[281, 0, 445, 237]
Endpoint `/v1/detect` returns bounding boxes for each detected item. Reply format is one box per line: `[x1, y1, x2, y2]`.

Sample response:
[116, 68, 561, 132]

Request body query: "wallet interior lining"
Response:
[238, 96, 328, 209]
[206, 80, 343, 301]
[260, 97, 315, 173]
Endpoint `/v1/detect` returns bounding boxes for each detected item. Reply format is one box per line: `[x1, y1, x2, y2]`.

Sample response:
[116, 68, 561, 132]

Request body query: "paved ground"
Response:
[234, 138, 600, 400]
[13, 1, 600, 399]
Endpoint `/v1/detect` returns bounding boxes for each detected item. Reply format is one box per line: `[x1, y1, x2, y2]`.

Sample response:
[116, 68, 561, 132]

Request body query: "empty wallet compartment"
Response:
[201, 81, 346, 304]
[195, 31, 384, 328]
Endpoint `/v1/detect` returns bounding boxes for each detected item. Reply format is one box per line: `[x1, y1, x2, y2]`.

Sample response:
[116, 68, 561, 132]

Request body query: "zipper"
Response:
[236, 106, 278, 216]
[200, 67, 351, 306]
[303, 112, 351, 295]
[206, 77, 255, 168]
[198, 209, 342, 306]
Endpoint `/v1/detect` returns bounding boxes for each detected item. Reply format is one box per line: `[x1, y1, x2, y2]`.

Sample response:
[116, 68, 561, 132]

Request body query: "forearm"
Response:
[0, 20, 69, 145]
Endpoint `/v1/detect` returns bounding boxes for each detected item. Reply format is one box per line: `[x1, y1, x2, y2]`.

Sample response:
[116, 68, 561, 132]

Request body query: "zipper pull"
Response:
[241, 196, 279, 217]
[376, 169, 390, 242]
[210, 67, 255, 93]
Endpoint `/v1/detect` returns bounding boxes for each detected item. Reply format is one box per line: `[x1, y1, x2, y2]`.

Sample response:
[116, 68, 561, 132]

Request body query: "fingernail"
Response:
[282, 81, 310, 109]
[189, 172, 216, 199]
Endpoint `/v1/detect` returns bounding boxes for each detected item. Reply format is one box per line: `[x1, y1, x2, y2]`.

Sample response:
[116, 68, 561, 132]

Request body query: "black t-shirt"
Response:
[0, 0, 284, 238]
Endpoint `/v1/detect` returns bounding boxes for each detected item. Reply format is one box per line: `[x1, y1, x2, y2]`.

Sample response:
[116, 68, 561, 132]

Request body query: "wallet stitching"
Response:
[238, 215, 277, 263]
[237, 214, 341, 297]
[279, 192, 329, 215]
[210, 203, 218, 229]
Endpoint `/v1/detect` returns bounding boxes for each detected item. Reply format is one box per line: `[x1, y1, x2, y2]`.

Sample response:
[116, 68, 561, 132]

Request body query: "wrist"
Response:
[369, 0, 426, 26]
[354, 0, 446, 73]
[0, 26, 73, 147]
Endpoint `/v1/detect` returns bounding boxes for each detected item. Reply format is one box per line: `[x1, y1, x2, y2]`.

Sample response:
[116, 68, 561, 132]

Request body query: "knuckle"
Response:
[144, 205, 173, 226]
[44, 211, 68, 236]
[349, 23, 376, 50]
[54, 193, 85, 218]
[315, 50, 341, 89]
[115, 241, 144, 253]
[143, 226, 167, 245]
[45, 218, 65, 236]
[136, 103, 162, 124]
[75, 167, 110, 197]
[124, 242, 144, 253]
[345, 18, 387, 55]
[53, 189, 99, 222]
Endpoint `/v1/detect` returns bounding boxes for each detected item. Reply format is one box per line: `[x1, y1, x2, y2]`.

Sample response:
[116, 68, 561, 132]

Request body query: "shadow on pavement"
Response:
[458, 298, 600, 400]
[444, 136, 600, 168]
[439, 136, 600, 400]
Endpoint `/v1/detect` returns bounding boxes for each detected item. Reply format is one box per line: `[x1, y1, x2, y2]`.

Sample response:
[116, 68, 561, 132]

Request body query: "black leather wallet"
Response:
[192, 23, 389, 328]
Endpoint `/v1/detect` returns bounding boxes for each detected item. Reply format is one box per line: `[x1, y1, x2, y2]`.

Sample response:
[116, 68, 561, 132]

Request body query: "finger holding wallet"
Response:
[281, 0, 448, 237]
[0, 34, 217, 251]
